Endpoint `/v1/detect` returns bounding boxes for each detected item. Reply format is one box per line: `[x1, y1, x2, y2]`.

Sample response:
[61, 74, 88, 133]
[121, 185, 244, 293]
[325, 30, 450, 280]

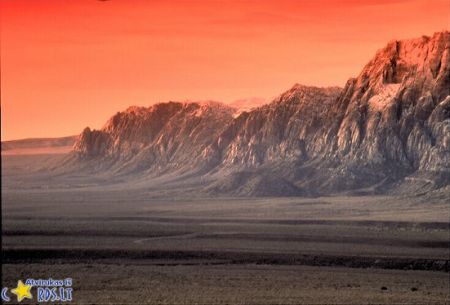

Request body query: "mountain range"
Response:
[51, 31, 450, 196]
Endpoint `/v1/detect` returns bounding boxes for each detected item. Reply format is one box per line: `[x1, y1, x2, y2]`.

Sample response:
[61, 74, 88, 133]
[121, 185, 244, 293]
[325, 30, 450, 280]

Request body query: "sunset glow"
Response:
[1, 0, 448, 140]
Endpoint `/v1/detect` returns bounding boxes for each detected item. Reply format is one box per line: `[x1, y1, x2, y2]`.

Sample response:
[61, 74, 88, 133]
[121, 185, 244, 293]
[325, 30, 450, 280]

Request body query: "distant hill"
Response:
[2, 136, 77, 155]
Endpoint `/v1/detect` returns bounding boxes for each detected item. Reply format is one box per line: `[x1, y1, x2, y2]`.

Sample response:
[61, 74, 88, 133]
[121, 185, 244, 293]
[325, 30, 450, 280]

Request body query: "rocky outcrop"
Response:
[72, 31, 450, 196]
[73, 101, 236, 174]
[328, 31, 450, 190]
[211, 85, 342, 167]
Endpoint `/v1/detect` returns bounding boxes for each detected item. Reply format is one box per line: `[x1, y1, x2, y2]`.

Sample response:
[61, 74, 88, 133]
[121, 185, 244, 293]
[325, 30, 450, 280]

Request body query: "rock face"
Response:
[73, 31, 450, 196]
[328, 31, 450, 192]
[74, 101, 236, 174]
[212, 85, 342, 167]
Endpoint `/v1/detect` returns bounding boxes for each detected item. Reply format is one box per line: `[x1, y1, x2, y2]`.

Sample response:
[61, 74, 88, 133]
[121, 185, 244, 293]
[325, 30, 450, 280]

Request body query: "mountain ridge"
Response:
[69, 31, 450, 196]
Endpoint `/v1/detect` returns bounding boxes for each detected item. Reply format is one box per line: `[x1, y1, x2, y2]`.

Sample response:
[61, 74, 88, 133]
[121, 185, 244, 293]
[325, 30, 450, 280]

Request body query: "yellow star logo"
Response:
[11, 280, 32, 302]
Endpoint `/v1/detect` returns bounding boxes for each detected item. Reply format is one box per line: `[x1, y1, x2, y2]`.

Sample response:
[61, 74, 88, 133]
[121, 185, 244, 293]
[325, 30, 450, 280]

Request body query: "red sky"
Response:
[1, 0, 448, 140]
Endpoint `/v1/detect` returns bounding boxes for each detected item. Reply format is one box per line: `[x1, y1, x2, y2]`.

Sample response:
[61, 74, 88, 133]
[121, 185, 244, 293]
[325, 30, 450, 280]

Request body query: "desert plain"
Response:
[1, 150, 449, 305]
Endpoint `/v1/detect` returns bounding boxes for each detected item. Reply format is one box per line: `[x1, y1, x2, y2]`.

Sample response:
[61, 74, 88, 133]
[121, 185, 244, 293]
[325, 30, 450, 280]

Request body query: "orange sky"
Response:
[1, 0, 448, 140]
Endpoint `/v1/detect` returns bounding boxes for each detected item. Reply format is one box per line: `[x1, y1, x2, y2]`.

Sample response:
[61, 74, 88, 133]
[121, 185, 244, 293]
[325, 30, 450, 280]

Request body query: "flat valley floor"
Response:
[2, 154, 450, 304]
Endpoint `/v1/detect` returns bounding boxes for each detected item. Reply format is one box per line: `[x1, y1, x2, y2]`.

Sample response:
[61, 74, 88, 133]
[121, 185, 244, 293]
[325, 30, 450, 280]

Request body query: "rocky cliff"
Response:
[72, 31, 450, 196]
[74, 101, 236, 175]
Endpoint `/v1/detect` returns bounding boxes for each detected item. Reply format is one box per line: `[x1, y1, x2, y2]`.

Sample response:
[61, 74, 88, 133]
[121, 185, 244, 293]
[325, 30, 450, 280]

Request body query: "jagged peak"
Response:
[290, 83, 342, 91]
[122, 100, 235, 114]
[357, 30, 449, 89]
[271, 83, 342, 106]
[371, 30, 448, 63]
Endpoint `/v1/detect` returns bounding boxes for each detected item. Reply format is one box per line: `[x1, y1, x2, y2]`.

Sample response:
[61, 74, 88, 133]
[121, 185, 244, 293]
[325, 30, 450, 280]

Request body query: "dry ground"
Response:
[2, 153, 449, 304]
